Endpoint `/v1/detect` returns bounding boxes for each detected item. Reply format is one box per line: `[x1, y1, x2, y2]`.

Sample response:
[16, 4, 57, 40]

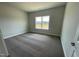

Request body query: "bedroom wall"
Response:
[28, 6, 65, 36]
[0, 4, 28, 39]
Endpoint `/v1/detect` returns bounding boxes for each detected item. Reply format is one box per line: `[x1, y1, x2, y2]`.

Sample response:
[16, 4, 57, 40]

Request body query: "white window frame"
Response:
[35, 15, 50, 30]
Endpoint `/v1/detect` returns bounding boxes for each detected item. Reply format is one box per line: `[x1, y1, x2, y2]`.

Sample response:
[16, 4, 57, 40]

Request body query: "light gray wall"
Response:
[0, 4, 28, 39]
[28, 6, 65, 36]
[61, 2, 79, 57]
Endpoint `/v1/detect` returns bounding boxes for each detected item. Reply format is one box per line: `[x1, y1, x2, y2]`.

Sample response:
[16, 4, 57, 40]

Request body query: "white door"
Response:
[0, 30, 8, 56]
[72, 24, 79, 57]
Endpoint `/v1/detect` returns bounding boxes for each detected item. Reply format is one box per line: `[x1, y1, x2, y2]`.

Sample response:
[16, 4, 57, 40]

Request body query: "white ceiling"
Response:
[8, 2, 66, 12]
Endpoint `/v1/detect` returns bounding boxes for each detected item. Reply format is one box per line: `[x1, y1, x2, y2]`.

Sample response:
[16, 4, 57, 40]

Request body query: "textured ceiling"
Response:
[8, 2, 66, 12]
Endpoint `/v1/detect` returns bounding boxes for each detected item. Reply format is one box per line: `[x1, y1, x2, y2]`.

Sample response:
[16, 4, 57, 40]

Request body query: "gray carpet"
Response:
[5, 33, 64, 57]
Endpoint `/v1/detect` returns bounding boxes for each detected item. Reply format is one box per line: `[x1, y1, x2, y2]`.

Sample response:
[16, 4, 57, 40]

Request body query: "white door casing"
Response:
[73, 24, 79, 57]
[0, 29, 8, 57]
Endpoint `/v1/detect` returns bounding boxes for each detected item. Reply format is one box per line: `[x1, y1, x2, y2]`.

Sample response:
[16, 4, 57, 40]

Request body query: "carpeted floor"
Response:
[5, 33, 64, 57]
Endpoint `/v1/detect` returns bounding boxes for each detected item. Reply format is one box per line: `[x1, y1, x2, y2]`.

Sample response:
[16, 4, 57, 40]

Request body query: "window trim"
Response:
[35, 15, 50, 30]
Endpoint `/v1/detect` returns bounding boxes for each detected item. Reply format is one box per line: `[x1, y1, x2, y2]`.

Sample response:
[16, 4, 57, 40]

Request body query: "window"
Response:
[35, 16, 50, 30]
[35, 17, 42, 29]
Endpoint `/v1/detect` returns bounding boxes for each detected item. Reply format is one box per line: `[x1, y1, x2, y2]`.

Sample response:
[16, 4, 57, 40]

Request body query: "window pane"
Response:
[42, 16, 49, 29]
[35, 17, 42, 29]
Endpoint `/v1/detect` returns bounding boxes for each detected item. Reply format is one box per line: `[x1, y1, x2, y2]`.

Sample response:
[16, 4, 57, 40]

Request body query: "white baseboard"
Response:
[31, 31, 60, 37]
[3, 32, 26, 39]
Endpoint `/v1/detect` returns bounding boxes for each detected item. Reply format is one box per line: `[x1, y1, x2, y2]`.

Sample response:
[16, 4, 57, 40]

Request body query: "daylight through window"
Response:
[35, 16, 50, 30]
